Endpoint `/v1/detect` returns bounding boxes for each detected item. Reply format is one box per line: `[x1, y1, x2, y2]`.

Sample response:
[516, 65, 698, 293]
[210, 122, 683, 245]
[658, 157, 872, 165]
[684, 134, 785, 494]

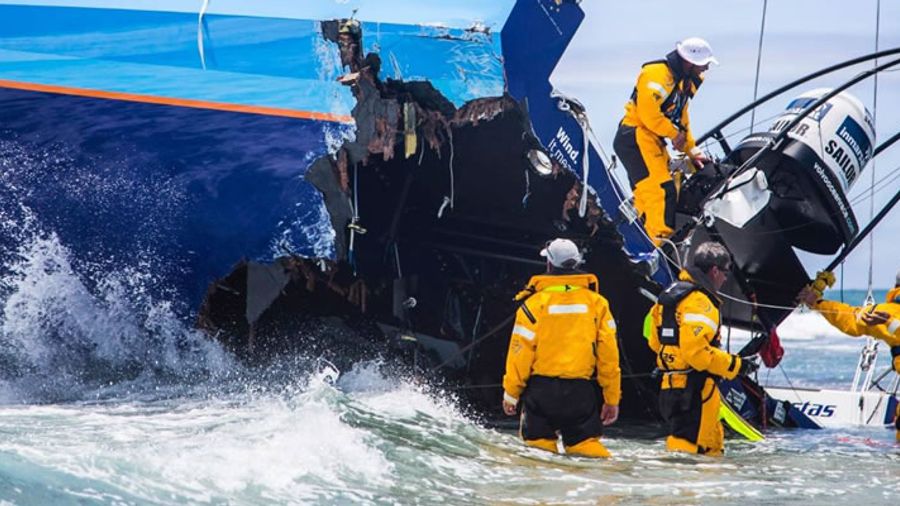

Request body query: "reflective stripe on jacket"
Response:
[646, 270, 741, 379]
[502, 273, 621, 406]
[621, 53, 702, 153]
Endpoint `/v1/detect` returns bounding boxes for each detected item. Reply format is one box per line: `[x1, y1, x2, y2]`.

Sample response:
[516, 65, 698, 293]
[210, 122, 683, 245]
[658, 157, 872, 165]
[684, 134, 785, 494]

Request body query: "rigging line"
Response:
[710, 56, 900, 204]
[716, 291, 795, 311]
[697, 47, 900, 146]
[849, 163, 900, 204]
[578, 113, 590, 218]
[585, 119, 632, 205]
[825, 168, 900, 275]
[778, 364, 805, 404]
[749, 0, 768, 132]
[428, 313, 515, 373]
[711, 111, 784, 144]
[865, 0, 881, 306]
[850, 171, 900, 207]
[718, 287, 888, 317]
[698, 111, 785, 154]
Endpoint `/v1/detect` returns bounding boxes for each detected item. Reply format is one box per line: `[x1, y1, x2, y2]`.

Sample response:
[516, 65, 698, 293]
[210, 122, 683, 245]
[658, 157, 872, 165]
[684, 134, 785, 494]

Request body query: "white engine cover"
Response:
[767, 88, 875, 193]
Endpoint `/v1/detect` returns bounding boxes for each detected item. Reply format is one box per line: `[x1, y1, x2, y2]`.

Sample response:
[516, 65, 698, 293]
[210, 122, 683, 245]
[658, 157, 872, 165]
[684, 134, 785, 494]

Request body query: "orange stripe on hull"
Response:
[0, 79, 354, 124]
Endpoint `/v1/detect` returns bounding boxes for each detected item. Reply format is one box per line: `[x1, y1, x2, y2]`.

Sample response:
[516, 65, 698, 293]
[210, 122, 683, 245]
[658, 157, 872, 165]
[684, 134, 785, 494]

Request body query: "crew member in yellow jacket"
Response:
[645, 241, 756, 456]
[798, 270, 900, 441]
[613, 37, 716, 246]
[502, 238, 621, 458]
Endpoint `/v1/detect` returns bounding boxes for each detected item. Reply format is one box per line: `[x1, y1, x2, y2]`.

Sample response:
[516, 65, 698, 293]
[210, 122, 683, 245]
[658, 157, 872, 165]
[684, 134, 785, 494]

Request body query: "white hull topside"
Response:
[766, 385, 898, 428]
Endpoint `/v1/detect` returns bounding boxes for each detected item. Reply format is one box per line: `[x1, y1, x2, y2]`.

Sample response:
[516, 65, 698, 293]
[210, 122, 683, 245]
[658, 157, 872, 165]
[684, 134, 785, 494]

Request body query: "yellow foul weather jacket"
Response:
[615, 53, 704, 244]
[812, 286, 900, 372]
[646, 270, 743, 381]
[621, 57, 703, 154]
[502, 273, 621, 407]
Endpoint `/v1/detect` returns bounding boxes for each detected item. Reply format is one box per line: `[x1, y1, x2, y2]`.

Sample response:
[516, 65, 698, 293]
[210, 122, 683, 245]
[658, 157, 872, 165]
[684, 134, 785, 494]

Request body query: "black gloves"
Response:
[738, 358, 759, 376]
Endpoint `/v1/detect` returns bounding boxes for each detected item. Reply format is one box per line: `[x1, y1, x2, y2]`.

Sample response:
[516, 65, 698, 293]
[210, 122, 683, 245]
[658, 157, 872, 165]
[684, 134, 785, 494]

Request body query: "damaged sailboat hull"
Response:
[0, 1, 879, 428]
[1, 0, 665, 417]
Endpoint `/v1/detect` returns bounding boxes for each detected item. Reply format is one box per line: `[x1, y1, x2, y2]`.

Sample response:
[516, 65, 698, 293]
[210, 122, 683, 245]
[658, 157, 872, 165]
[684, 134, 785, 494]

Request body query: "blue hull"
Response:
[0, 86, 338, 307]
[0, 0, 666, 313]
[0, 1, 530, 310]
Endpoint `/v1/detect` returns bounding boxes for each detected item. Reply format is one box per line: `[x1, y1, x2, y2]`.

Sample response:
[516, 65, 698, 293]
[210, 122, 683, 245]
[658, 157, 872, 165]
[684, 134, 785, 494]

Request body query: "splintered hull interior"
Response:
[199, 97, 657, 418]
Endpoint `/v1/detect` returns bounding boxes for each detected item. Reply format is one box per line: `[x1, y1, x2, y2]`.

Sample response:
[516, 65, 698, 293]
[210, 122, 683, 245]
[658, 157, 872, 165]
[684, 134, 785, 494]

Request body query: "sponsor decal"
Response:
[792, 401, 836, 418]
[826, 116, 873, 186]
[769, 118, 812, 138]
[784, 97, 832, 121]
[773, 400, 786, 424]
[812, 161, 856, 236]
[726, 389, 747, 411]
[824, 139, 856, 188]
[546, 125, 580, 171]
[536, 0, 564, 35]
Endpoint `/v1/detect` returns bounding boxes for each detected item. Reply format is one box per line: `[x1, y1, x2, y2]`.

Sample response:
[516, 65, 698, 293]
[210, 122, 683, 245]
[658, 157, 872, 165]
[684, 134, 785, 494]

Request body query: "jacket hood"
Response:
[515, 272, 599, 301]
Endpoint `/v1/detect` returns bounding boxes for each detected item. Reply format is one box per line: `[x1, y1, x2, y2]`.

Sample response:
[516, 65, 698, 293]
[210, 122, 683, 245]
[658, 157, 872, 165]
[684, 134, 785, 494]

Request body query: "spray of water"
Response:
[0, 146, 232, 403]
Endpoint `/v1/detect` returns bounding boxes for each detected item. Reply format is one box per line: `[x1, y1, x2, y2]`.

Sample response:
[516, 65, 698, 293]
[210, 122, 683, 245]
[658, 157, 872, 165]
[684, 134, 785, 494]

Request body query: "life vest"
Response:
[629, 56, 702, 131]
[656, 280, 721, 371]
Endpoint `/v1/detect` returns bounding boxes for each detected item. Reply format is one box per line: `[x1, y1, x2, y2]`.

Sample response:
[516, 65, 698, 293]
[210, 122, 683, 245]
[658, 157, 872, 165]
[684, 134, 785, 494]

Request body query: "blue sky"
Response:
[554, 0, 900, 289]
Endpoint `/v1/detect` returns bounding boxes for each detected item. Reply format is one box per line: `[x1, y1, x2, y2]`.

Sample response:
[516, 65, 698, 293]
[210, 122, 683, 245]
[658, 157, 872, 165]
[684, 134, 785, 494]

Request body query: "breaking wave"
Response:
[0, 152, 232, 403]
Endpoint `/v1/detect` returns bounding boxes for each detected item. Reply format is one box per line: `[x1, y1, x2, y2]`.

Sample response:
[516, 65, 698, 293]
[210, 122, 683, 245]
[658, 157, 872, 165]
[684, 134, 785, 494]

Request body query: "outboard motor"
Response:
[685, 89, 875, 331]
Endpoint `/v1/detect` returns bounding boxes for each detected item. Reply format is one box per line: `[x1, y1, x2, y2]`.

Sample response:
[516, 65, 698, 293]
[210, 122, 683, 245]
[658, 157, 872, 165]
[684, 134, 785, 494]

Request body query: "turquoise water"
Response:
[825, 288, 889, 306]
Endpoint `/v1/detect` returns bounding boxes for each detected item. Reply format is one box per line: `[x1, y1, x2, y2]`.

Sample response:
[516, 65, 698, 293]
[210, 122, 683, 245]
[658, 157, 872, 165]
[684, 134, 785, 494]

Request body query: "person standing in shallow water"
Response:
[645, 241, 756, 456]
[501, 238, 621, 458]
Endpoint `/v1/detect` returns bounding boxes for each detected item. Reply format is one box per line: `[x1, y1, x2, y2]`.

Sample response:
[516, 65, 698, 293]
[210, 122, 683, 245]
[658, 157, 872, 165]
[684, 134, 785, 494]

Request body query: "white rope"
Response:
[448, 127, 455, 210]
[716, 290, 796, 311]
[348, 159, 363, 273]
[749, 0, 768, 131]
[657, 237, 683, 271]
[197, 0, 211, 70]
[717, 288, 900, 324]
[437, 196, 451, 218]
[578, 116, 590, 217]
[438, 127, 455, 219]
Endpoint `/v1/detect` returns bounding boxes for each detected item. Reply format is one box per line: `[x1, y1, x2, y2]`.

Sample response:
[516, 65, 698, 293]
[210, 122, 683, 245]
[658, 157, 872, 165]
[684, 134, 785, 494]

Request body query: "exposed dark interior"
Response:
[197, 18, 871, 425]
[198, 75, 660, 419]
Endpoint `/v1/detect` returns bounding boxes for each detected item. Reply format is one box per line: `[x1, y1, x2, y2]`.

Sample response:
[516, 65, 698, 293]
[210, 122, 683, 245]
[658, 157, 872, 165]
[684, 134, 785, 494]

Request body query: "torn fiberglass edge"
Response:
[196, 16, 659, 418]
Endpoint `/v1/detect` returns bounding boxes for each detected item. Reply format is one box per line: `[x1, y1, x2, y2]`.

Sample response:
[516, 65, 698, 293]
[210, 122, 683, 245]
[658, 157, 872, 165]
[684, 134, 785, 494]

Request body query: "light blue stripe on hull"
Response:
[0, 4, 505, 112]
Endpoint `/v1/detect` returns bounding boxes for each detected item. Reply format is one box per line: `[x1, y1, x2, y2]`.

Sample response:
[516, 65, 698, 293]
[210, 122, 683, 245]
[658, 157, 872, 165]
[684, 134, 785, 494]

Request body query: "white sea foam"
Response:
[0, 202, 231, 401]
[777, 309, 856, 341]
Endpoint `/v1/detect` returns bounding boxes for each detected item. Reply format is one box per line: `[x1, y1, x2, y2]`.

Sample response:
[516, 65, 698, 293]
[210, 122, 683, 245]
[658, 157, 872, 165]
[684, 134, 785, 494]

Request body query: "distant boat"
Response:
[1, 0, 897, 427]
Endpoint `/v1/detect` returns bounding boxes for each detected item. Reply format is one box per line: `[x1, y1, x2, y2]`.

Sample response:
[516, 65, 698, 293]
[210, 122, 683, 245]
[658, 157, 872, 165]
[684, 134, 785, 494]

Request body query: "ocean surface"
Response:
[0, 217, 897, 504]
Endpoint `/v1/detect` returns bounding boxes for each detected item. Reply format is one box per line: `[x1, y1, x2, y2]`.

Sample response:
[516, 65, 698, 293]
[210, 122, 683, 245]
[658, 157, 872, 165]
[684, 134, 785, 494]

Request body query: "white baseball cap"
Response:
[676, 37, 719, 66]
[540, 238, 583, 268]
